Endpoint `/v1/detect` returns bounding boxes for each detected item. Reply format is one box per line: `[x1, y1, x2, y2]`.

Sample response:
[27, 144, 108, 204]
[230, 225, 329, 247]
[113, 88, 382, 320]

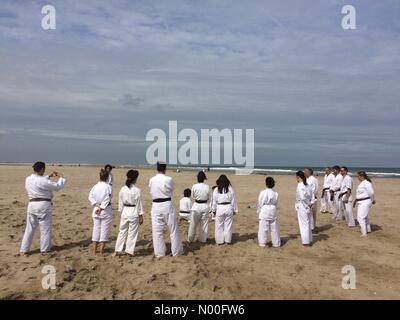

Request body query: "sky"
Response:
[0, 0, 399, 167]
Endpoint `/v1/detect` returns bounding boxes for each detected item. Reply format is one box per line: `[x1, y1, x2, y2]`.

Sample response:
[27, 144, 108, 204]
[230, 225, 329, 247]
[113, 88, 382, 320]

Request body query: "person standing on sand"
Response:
[304, 168, 318, 232]
[104, 164, 114, 187]
[330, 165, 343, 219]
[257, 177, 280, 248]
[321, 167, 334, 214]
[20, 162, 66, 256]
[113, 170, 144, 257]
[88, 169, 113, 255]
[149, 162, 183, 257]
[211, 175, 238, 245]
[295, 171, 314, 246]
[188, 171, 211, 243]
[354, 171, 375, 237]
[338, 167, 356, 228]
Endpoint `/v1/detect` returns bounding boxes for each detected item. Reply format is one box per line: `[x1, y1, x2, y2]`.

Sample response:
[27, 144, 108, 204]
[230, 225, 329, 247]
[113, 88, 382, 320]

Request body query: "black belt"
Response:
[152, 198, 171, 203]
[218, 202, 231, 205]
[29, 198, 51, 202]
[123, 203, 136, 207]
[180, 210, 190, 214]
[323, 188, 330, 191]
[195, 200, 208, 204]
[355, 197, 370, 202]
[339, 192, 348, 199]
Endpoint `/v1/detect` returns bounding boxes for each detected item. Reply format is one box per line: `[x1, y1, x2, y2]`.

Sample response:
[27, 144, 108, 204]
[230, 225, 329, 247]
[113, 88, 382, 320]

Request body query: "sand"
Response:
[0, 165, 399, 300]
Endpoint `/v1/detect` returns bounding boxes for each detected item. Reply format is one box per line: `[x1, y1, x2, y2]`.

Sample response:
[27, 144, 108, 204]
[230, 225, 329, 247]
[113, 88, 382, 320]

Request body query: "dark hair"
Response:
[184, 188, 191, 197]
[99, 169, 109, 182]
[104, 164, 113, 171]
[197, 171, 207, 183]
[296, 170, 308, 185]
[126, 170, 139, 187]
[157, 161, 167, 172]
[357, 171, 372, 183]
[332, 165, 340, 171]
[304, 167, 313, 175]
[341, 166, 348, 172]
[217, 174, 231, 193]
[212, 185, 217, 190]
[33, 162, 46, 173]
[265, 177, 275, 188]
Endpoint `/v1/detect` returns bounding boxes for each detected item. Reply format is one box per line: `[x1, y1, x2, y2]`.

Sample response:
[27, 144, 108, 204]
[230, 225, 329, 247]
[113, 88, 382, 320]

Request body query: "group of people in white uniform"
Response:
[19, 161, 375, 257]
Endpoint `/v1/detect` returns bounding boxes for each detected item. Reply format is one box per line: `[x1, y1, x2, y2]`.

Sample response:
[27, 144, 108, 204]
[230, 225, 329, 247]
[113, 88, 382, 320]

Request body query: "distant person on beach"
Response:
[20, 162, 66, 256]
[338, 167, 355, 227]
[295, 171, 314, 246]
[354, 171, 375, 237]
[257, 177, 280, 248]
[149, 162, 183, 257]
[210, 184, 218, 221]
[304, 168, 318, 231]
[211, 175, 238, 245]
[88, 169, 113, 255]
[179, 189, 192, 222]
[188, 171, 211, 243]
[113, 170, 144, 257]
[330, 165, 343, 219]
[321, 167, 334, 214]
[104, 164, 114, 187]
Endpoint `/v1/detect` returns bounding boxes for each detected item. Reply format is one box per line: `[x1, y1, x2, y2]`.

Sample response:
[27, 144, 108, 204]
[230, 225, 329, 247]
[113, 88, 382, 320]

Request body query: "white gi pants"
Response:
[296, 205, 313, 245]
[114, 215, 140, 255]
[215, 205, 234, 244]
[333, 193, 342, 220]
[320, 189, 332, 212]
[151, 202, 183, 257]
[357, 200, 372, 235]
[310, 203, 317, 230]
[188, 207, 209, 243]
[340, 200, 355, 227]
[20, 202, 53, 253]
[92, 207, 113, 242]
[258, 219, 281, 247]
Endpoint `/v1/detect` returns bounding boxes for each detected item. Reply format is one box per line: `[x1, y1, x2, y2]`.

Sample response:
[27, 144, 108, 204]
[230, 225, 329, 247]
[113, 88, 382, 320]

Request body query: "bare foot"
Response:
[19, 252, 29, 257]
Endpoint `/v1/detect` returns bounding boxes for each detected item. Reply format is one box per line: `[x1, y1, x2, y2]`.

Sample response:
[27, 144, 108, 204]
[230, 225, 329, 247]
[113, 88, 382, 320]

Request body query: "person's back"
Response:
[149, 162, 182, 257]
[258, 188, 278, 220]
[149, 173, 174, 200]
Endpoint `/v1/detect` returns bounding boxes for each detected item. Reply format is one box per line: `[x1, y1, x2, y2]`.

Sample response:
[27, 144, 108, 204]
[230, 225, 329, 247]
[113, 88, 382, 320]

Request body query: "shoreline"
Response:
[1, 162, 399, 178]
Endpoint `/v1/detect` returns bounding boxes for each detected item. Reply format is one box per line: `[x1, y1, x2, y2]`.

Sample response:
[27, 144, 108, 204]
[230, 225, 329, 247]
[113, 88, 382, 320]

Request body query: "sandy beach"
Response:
[0, 165, 399, 300]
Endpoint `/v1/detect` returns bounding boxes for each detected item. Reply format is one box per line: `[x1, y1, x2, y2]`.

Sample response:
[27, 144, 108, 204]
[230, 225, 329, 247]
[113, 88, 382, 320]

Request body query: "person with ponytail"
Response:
[295, 171, 314, 246]
[211, 174, 238, 244]
[113, 170, 144, 256]
[354, 171, 375, 237]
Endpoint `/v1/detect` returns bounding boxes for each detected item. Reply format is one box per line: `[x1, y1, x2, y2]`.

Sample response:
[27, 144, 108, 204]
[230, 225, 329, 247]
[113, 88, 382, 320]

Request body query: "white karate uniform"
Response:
[330, 173, 344, 219]
[321, 173, 334, 213]
[149, 173, 183, 257]
[179, 197, 192, 221]
[339, 175, 355, 227]
[106, 172, 114, 186]
[306, 175, 319, 230]
[188, 183, 211, 243]
[211, 186, 238, 244]
[257, 188, 280, 247]
[355, 180, 374, 235]
[20, 174, 66, 253]
[295, 182, 314, 245]
[114, 185, 144, 255]
[88, 181, 113, 242]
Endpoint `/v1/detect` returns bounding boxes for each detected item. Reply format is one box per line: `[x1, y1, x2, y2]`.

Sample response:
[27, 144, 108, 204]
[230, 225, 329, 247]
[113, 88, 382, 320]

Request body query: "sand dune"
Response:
[0, 165, 399, 299]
